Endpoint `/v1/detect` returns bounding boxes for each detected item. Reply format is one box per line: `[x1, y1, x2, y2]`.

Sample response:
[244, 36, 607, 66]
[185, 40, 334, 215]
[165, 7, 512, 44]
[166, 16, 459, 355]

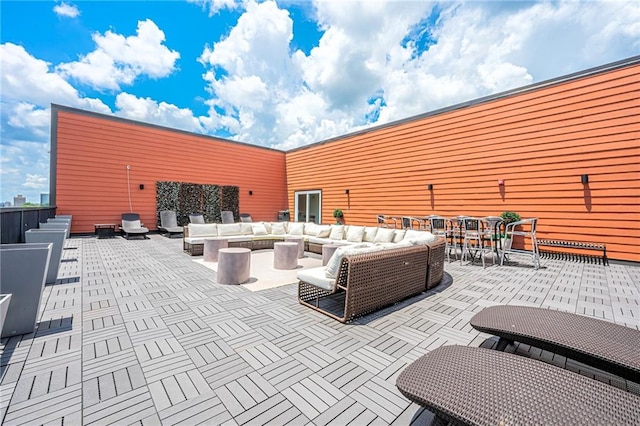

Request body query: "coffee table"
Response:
[274, 242, 298, 270]
[217, 248, 251, 285]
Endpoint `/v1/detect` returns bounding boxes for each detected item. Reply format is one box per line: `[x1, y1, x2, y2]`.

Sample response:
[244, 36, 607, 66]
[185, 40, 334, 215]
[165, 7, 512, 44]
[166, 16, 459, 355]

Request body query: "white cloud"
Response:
[24, 174, 48, 189]
[114, 93, 206, 134]
[57, 19, 180, 91]
[188, 0, 239, 16]
[53, 2, 80, 18]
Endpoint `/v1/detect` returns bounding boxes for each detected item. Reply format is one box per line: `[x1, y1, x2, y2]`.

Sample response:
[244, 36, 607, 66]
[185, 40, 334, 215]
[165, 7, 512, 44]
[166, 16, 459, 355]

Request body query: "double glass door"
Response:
[295, 191, 321, 223]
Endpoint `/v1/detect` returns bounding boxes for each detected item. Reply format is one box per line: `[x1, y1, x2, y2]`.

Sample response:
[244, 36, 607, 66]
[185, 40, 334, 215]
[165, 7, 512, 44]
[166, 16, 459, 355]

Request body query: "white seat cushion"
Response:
[297, 267, 337, 292]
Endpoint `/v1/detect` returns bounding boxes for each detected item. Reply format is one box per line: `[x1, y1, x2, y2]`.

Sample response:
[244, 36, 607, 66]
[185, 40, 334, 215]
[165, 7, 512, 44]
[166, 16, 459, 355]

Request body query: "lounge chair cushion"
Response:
[297, 267, 336, 292]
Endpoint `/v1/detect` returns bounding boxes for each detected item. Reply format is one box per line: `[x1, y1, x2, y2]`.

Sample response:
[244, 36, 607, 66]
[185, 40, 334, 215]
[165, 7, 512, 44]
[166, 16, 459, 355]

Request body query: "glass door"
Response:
[294, 190, 321, 223]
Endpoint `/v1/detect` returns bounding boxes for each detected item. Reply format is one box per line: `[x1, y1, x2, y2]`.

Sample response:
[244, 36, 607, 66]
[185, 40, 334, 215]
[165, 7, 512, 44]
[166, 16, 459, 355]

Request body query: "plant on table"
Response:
[500, 211, 521, 250]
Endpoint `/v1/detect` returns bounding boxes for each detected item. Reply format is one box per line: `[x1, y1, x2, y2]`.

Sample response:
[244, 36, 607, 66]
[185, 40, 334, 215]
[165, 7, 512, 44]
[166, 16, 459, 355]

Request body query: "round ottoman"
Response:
[217, 248, 251, 285]
[274, 242, 298, 270]
[203, 238, 228, 262]
[322, 244, 341, 266]
[285, 235, 305, 259]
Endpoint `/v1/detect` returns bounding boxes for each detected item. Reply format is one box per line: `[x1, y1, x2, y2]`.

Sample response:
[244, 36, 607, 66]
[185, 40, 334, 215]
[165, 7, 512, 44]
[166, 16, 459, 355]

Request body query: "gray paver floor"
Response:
[1, 235, 639, 425]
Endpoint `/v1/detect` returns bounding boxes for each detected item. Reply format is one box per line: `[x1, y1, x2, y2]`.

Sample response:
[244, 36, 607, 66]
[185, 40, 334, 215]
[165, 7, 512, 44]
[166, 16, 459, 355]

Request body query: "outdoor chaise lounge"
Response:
[396, 345, 640, 425]
[158, 210, 183, 238]
[121, 213, 149, 239]
[470, 305, 640, 383]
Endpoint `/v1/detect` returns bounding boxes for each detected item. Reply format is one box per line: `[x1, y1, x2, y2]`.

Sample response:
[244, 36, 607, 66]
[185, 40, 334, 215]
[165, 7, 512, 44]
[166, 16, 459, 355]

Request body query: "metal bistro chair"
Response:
[482, 216, 504, 262]
[501, 218, 540, 269]
[461, 217, 494, 268]
[449, 215, 468, 258]
[429, 216, 455, 262]
[402, 216, 422, 230]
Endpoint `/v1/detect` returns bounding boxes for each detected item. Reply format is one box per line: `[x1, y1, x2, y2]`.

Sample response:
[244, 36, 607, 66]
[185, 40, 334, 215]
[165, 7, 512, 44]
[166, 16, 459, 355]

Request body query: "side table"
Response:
[217, 248, 251, 285]
[204, 238, 228, 262]
[274, 242, 298, 270]
[94, 223, 116, 239]
[285, 235, 305, 258]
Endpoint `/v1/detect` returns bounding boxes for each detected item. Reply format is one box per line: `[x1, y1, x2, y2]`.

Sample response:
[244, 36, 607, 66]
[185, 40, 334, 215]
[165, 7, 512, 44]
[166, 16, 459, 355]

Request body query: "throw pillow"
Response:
[373, 227, 395, 243]
[363, 227, 379, 242]
[288, 222, 304, 235]
[305, 222, 319, 236]
[271, 222, 286, 235]
[251, 223, 268, 236]
[218, 223, 242, 236]
[393, 229, 407, 243]
[316, 225, 331, 237]
[346, 226, 365, 243]
[329, 225, 345, 240]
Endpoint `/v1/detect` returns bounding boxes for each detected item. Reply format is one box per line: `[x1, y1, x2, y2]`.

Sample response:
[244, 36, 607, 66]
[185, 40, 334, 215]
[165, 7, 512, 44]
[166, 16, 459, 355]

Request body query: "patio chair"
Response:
[239, 213, 253, 222]
[470, 305, 640, 383]
[189, 213, 205, 224]
[500, 217, 540, 269]
[461, 217, 493, 268]
[221, 210, 234, 224]
[429, 216, 455, 262]
[158, 210, 183, 238]
[396, 345, 640, 425]
[121, 213, 149, 239]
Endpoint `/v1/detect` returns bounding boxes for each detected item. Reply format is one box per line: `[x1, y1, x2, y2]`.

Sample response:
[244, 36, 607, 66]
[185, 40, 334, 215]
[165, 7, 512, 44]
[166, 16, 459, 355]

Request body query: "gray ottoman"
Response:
[217, 248, 251, 285]
[204, 238, 228, 262]
[274, 242, 298, 270]
[285, 236, 305, 258]
[322, 244, 341, 266]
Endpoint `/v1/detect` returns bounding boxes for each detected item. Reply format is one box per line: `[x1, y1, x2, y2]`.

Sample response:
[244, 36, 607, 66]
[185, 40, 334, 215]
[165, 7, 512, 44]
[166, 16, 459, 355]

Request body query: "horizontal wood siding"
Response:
[55, 110, 287, 233]
[285, 64, 640, 262]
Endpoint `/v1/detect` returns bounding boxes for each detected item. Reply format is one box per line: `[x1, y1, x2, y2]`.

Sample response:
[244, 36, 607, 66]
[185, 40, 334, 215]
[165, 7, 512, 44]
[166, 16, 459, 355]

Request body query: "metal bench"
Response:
[537, 239, 607, 265]
[470, 305, 640, 383]
[396, 345, 640, 425]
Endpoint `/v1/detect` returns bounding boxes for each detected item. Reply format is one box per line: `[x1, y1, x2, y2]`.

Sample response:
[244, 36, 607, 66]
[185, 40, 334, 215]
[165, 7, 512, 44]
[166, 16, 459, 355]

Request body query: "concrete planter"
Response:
[0, 243, 51, 338]
[25, 229, 66, 284]
[0, 294, 11, 337]
[39, 222, 69, 238]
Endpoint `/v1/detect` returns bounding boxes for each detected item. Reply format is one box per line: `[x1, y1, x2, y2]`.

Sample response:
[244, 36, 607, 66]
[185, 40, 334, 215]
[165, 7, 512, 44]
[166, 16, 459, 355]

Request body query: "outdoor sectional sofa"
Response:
[183, 221, 445, 289]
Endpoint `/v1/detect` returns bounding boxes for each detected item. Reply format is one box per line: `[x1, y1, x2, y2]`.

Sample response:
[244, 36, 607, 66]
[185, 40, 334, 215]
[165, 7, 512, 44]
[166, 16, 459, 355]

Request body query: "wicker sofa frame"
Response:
[396, 345, 640, 425]
[299, 245, 431, 323]
[470, 305, 640, 383]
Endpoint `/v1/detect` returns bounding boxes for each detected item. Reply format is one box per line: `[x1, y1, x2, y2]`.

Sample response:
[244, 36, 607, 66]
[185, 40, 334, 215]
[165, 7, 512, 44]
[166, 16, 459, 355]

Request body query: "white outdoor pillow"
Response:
[251, 223, 268, 236]
[218, 223, 243, 236]
[304, 222, 319, 236]
[373, 227, 395, 243]
[271, 222, 286, 235]
[393, 229, 407, 243]
[404, 229, 425, 240]
[316, 225, 331, 237]
[363, 227, 378, 243]
[329, 225, 345, 240]
[288, 222, 304, 235]
[188, 223, 218, 238]
[325, 243, 372, 278]
[240, 223, 253, 235]
[346, 226, 365, 243]
[262, 222, 272, 234]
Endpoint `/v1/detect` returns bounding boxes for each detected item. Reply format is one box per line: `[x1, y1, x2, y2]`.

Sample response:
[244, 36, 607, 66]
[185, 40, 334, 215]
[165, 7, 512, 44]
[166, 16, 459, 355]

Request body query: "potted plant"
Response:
[333, 209, 345, 225]
[500, 211, 521, 251]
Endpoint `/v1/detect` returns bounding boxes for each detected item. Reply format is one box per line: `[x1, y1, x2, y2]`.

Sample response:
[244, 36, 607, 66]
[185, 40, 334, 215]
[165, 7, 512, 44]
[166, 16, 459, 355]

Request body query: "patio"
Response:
[1, 234, 638, 425]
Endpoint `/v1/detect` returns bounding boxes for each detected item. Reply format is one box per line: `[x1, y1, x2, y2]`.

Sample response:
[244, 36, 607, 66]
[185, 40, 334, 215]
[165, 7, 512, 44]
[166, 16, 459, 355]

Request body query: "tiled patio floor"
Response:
[1, 235, 639, 425]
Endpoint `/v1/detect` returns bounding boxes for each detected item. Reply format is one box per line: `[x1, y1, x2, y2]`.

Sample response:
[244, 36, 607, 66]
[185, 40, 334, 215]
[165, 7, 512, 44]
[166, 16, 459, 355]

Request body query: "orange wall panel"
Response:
[285, 61, 640, 262]
[53, 107, 287, 233]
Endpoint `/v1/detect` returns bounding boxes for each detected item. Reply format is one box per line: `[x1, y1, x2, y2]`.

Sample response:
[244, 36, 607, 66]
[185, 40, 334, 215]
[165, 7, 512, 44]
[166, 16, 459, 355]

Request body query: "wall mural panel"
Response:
[156, 181, 237, 225]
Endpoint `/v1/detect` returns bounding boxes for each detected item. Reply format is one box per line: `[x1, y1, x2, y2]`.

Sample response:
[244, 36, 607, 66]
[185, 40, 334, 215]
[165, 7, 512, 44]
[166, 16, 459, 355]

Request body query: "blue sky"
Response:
[1, 0, 639, 204]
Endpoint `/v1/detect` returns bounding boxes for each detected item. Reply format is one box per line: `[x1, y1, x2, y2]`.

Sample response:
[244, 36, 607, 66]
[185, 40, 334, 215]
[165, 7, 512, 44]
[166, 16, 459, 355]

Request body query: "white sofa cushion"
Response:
[329, 225, 345, 240]
[262, 222, 272, 233]
[288, 222, 304, 235]
[316, 225, 331, 237]
[297, 267, 337, 292]
[325, 243, 374, 278]
[363, 226, 378, 243]
[404, 230, 437, 243]
[218, 223, 243, 236]
[271, 222, 287, 235]
[304, 222, 319, 236]
[251, 223, 268, 235]
[188, 223, 218, 238]
[393, 229, 407, 243]
[240, 223, 253, 235]
[346, 226, 365, 243]
[373, 227, 395, 243]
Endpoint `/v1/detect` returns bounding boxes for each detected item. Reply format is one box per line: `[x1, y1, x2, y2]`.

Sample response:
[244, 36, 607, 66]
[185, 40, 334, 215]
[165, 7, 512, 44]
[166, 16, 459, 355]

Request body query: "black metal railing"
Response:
[1, 207, 57, 244]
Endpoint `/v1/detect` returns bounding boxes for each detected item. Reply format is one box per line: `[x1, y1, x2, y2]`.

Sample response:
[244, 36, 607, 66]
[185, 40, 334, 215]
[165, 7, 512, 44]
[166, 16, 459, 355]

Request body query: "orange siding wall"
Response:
[285, 64, 640, 262]
[54, 108, 287, 233]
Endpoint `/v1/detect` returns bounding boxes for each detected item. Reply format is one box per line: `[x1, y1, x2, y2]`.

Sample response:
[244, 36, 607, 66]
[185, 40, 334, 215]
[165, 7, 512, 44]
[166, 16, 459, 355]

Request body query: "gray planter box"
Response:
[39, 222, 69, 238]
[0, 243, 51, 338]
[0, 294, 11, 337]
[25, 229, 66, 284]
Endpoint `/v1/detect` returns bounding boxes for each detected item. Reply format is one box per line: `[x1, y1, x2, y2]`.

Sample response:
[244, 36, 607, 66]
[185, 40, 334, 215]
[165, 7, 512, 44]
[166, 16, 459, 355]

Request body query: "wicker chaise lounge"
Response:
[470, 305, 640, 383]
[396, 345, 640, 425]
